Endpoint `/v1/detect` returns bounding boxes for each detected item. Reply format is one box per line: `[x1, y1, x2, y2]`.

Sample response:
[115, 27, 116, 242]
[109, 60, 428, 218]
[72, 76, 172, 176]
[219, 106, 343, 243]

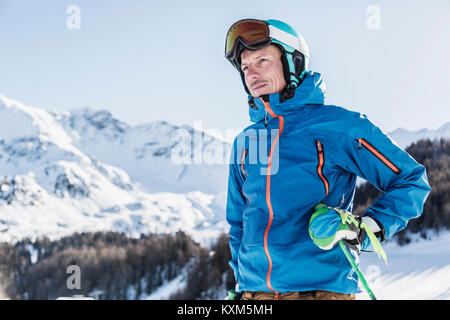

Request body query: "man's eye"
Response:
[242, 66, 248, 72]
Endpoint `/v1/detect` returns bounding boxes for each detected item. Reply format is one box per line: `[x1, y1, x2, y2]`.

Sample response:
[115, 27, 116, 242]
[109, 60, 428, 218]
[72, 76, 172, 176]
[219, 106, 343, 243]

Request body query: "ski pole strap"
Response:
[334, 208, 388, 265]
[360, 221, 388, 265]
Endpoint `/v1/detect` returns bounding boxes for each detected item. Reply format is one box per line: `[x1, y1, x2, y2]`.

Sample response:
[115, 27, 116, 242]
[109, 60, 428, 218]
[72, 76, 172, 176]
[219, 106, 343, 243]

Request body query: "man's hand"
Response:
[308, 203, 385, 255]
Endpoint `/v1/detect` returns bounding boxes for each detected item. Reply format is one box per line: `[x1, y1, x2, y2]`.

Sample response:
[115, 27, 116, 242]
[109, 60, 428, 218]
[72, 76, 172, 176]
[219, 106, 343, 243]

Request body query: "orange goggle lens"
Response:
[225, 20, 269, 57]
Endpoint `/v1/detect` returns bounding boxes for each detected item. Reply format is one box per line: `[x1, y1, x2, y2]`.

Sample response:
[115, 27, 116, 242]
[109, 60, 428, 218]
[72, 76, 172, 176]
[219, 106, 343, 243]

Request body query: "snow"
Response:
[356, 230, 450, 300]
[143, 272, 187, 300]
[55, 106, 230, 195]
[0, 184, 228, 246]
[25, 244, 39, 264]
[140, 260, 194, 300]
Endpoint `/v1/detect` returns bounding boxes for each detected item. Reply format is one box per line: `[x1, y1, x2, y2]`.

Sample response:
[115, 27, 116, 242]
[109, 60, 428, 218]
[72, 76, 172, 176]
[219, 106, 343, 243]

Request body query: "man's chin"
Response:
[251, 89, 274, 98]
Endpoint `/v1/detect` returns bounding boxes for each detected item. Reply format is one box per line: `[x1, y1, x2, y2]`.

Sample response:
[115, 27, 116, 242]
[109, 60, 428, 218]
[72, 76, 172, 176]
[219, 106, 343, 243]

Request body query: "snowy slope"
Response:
[356, 231, 450, 300]
[0, 94, 229, 246]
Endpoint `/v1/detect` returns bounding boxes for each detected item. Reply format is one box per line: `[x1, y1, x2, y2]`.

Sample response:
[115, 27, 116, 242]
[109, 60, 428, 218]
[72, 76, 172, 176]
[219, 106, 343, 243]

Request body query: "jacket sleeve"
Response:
[226, 139, 247, 282]
[327, 111, 431, 240]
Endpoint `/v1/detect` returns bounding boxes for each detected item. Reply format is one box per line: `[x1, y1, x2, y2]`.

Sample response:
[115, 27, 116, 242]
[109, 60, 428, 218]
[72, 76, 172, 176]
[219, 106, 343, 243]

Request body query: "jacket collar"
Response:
[248, 71, 327, 123]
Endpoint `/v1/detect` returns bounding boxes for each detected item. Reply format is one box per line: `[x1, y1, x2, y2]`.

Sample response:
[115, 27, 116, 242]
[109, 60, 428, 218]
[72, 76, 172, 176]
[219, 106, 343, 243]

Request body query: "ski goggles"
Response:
[225, 19, 270, 62]
[225, 19, 301, 63]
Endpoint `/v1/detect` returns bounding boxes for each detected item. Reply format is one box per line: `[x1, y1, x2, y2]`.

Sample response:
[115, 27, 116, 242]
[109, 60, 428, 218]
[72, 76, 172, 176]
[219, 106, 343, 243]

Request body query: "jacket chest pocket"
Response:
[240, 149, 249, 178]
[356, 138, 401, 174]
[240, 148, 262, 179]
[315, 140, 330, 197]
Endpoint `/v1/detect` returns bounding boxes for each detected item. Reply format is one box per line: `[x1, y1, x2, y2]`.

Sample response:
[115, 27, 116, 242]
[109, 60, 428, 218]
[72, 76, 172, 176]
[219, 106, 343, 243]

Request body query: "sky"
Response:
[0, 0, 449, 141]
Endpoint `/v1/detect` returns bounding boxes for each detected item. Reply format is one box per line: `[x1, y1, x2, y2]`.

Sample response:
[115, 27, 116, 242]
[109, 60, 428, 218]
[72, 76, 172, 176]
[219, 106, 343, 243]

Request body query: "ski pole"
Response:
[338, 241, 377, 300]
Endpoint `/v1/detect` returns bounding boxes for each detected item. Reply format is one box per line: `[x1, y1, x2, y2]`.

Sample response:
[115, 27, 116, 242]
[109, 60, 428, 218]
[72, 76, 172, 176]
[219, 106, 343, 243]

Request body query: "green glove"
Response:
[309, 203, 387, 264]
[308, 204, 362, 250]
[225, 283, 242, 300]
[225, 290, 239, 300]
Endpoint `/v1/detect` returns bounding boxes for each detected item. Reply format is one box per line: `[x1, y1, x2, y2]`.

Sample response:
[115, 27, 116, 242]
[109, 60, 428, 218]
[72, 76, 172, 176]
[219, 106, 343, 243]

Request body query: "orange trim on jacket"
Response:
[357, 138, 401, 174]
[240, 149, 248, 177]
[315, 141, 329, 196]
[259, 97, 283, 296]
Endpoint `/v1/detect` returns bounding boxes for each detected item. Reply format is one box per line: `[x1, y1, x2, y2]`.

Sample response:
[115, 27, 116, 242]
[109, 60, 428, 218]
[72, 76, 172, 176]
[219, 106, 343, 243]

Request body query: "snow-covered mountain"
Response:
[0, 94, 230, 245]
[50, 106, 230, 194]
[388, 122, 450, 149]
[0, 93, 447, 246]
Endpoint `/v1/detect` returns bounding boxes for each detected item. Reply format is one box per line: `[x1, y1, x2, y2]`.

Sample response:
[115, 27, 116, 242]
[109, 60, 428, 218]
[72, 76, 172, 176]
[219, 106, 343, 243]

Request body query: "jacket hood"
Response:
[248, 71, 327, 123]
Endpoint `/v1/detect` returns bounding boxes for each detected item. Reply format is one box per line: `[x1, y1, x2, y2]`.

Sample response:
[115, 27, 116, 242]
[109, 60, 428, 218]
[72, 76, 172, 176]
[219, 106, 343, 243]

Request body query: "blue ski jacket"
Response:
[226, 71, 431, 294]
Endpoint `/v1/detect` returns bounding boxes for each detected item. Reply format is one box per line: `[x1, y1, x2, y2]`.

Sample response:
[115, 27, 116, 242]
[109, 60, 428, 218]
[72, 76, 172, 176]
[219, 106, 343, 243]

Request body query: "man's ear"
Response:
[292, 51, 305, 77]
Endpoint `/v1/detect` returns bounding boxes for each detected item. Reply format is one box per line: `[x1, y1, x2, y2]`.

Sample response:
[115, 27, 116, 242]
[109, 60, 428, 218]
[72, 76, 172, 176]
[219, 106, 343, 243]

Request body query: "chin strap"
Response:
[279, 84, 296, 102]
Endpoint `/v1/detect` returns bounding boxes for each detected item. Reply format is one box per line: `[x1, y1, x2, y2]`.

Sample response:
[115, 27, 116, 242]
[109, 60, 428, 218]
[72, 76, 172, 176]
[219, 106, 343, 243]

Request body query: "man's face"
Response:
[240, 45, 287, 98]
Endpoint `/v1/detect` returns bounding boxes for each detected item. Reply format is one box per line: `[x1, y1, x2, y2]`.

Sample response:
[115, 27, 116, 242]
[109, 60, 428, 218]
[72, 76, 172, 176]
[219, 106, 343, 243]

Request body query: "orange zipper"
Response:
[315, 141, 329, 196]
[240, 149, 251, 209]
[356, 138, 401, 174]
[259, 98, 282, 297]
[240, 149, 248, 177]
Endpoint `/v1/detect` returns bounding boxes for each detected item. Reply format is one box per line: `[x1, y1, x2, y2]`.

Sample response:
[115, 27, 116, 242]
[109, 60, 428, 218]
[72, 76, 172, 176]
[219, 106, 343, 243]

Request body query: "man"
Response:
[224, 18, 431, 300]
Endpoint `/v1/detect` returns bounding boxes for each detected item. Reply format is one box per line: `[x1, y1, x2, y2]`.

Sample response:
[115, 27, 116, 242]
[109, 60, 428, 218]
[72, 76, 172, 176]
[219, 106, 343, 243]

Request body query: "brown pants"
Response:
[241, 290, 355, 300]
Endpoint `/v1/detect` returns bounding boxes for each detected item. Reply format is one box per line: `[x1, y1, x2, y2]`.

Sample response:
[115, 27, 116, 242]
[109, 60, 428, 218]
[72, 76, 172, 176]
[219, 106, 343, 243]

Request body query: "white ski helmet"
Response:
[225, 18, 310, 99]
